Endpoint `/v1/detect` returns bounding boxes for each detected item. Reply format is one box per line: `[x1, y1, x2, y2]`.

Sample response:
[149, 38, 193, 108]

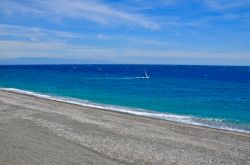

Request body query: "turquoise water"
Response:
[0, 65, 250, 132]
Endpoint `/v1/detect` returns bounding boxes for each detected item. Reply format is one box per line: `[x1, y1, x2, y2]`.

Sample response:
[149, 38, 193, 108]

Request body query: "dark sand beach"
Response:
[0, 90, 250, 165]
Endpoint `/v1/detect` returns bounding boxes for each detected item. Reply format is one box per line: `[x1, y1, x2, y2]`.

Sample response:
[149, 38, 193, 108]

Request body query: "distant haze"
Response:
[0, 57, 249, 66]
[0, 58, 111, 65]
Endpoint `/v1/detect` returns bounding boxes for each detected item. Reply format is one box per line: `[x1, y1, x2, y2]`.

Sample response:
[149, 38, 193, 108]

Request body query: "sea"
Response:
[0, 64, 249, 133]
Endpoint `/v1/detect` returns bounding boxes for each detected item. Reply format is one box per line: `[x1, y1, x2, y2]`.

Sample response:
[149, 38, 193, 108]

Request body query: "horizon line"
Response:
[0, 63, 249, 67]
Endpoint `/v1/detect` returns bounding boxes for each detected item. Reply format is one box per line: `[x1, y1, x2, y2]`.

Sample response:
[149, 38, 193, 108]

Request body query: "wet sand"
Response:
[0, 90, 250, 165]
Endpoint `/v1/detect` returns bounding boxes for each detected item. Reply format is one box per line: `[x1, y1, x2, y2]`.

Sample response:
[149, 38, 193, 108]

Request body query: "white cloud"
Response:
[0, 40, 115, 59]
[0, 0, 159, 30]
[97, 34, 110, 40]
[0, 0, 42, 16]
[122, 0, 181, 10]
[204, 0, 250, 10]
[1, 40, 249, 62]
[128, 38, 169, 47]
[0, 24, 114, 43]
[0, 24, 79, 41]
[0, 24, 168, 48]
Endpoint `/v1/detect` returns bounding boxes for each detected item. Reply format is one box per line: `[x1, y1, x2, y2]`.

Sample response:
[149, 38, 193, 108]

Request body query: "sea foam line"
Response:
[1, 87, 249, 134]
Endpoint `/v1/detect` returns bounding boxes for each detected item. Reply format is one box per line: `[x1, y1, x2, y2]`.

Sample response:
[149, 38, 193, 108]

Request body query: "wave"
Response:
[1, 87, 249, 134]
[81, 77, 149, 80]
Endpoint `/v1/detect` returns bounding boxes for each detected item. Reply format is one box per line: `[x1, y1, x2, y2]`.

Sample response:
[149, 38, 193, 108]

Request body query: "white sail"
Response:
[144, 70, 150, 79]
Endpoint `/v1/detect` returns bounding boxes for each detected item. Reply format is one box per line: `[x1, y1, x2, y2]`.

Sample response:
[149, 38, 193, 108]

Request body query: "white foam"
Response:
[81, 77, 149, 80]
[1, 87, 249, 134]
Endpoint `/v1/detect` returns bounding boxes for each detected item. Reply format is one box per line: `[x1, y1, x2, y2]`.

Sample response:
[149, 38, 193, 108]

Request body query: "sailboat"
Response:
[144, 70, 150, 79]
[136, 70, 150, 79]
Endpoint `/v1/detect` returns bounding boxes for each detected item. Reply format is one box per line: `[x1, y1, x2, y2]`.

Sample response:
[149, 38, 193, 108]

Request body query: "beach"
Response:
[0, 90, 250, 165]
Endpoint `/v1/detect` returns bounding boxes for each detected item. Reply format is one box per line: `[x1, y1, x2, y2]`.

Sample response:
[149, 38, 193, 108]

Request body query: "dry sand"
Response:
[0, 90, 250, 165]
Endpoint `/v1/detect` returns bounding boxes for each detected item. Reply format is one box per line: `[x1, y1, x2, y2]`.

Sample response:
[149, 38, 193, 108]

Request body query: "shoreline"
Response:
[0, 89, 250, 164]
[0, 87, 249, 135]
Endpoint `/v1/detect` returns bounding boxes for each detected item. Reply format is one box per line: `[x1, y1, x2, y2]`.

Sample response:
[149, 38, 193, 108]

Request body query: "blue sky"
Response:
[0, 0, 250, 65]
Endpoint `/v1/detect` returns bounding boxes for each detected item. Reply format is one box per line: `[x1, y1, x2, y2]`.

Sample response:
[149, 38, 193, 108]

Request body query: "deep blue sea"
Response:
[0, 65, 250, 133]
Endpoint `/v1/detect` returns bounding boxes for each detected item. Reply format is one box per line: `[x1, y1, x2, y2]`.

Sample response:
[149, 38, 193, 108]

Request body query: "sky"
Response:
[0, 0, 250, 65]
